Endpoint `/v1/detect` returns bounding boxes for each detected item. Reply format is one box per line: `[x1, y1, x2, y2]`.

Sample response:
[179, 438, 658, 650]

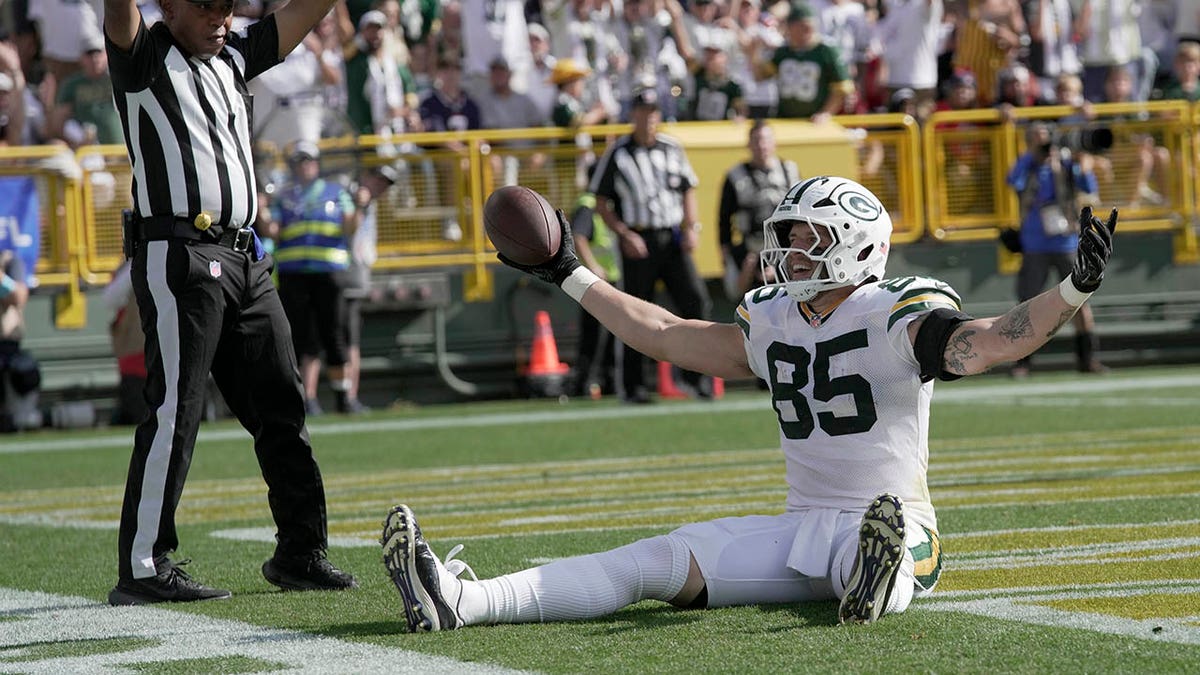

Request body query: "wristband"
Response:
[561, 266, 600, 303]
[1058, 277, 1092, 307]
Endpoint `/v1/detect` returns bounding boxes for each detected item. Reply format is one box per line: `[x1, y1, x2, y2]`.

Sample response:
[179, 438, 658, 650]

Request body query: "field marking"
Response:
[923, 581, 1200, 646]
[0, 588, 522, 674]
[3, 371, 1198, 455]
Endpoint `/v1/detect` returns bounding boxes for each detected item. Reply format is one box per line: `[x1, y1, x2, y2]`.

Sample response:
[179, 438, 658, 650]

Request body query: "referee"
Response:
[589, 87, 712, 403]
[104, 0, 356, 604]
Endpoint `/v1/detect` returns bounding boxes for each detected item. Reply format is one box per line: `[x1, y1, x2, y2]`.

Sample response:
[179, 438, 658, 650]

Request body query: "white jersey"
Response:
[735, 276, 962, 530]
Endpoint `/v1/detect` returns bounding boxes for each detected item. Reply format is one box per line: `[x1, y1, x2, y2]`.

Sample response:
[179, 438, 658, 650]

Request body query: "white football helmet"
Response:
[759, 176, 893, 302]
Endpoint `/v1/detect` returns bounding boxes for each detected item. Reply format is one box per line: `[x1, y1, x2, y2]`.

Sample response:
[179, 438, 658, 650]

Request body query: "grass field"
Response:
[2, 365, 1199, 673]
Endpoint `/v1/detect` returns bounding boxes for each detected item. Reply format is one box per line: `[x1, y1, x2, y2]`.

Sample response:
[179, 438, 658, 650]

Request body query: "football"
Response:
[484, 185, 561, 266]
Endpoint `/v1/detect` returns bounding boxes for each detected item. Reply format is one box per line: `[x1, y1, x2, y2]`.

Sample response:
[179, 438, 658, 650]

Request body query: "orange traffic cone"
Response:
[657, 361, 688, 399]
[526, 310, 570, 376]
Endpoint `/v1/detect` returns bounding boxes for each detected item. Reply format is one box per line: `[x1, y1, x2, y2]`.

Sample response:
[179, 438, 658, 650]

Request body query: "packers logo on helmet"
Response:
[759, 176, 893, 302]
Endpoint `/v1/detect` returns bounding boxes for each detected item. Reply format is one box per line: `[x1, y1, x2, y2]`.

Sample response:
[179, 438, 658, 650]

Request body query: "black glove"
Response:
[497, 209, 582, 286]
[1070, 206, 1118, 293]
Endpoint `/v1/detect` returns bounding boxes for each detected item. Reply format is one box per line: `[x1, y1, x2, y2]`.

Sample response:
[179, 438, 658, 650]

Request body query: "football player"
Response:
[382, 176, 1118, 630]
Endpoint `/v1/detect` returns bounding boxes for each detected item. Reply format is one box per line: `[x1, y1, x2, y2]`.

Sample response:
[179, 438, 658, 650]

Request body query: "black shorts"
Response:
[278, 272, 348, 366]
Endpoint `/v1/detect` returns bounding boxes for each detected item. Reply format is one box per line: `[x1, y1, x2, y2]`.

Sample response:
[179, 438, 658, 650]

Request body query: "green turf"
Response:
[1, 365, 1198, 673]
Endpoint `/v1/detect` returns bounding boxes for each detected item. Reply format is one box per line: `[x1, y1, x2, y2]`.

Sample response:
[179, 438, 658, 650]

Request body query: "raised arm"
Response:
[918, 207, 1118, 377]
[500, 211, 755, 380]
[274, 0, 342, 60]
[104, 0, 140, 50]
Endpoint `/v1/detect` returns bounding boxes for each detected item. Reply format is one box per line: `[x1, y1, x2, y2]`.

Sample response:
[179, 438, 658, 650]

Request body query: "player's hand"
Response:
[1070, 206, 1118, 293]
[497, 209, 582, 286]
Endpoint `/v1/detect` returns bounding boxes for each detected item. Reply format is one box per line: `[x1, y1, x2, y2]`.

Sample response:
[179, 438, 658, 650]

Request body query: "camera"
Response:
[1028, 121, 1114, 160]
[1058, 125, 1115, 155]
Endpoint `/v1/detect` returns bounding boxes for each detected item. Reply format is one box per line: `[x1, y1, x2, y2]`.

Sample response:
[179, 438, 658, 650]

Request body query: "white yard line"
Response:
[0, 588, 523, 675]
[922, 582, 1200, 646]
[3, 372, 1198, 455]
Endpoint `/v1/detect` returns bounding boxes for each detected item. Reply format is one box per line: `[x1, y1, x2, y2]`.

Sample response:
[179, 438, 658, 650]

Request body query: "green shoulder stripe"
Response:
[734, 301, 752, 340]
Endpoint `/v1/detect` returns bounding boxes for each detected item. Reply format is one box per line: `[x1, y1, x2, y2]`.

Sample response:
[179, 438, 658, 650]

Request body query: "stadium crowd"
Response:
[3, 0, 1200, 150]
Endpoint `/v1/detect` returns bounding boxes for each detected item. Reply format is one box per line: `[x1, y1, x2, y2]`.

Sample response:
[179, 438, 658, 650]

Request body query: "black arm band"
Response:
[914, 307, 974, 383]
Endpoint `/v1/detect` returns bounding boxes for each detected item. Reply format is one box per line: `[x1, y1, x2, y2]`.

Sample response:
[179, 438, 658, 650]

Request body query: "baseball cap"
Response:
[290, 140, 320, 161]
[948, 69, 977, 90]
[787, 2, 815, 23]
[549, 58, 591, 85]
[888, 87, 915, 112]
[358, 10, 386, 30]
[80, 31, 105, 53]
[631, 87, 659, 109]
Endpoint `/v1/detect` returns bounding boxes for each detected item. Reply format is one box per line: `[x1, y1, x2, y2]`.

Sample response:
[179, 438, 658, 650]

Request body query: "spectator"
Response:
[717, 120, 798, 301]
[589, 87, 712, 403]
[950, 0, 1025, 107]
[994, 62, 1037, 120]
[525, 23, 558, 119]
[1138, 0, 1177, 92]
[477, 55, 546, 131]
[1105, 65, 1169, 209]
[688, 42, 746, 120]
[250, 22, 343, 149]
[1025, 0, 1082, 104]
[1076, 0, 1143, 103]
[1006, 122, 1106, 377]
[729, 0, 782, 118]
[810, 0, 874, 82]
[50, 31, 121, 147]
[752, 2, 853, 124]
[876, 0, 943, 121]
[1178, 0, 1200, 45]
[26, 0, 103, 82]
[476, 56, 547, 185]
[271, 141, 361, 415]
[344, 9, 420, 136]
[609, 0, 682, 119]
[419, 54, 480, 240]
[550, 57, 607, 190]
[544, 0, 620, 119]
[0, 248, 38, 432]
[459, 0, 532, 98]
[101, 261, 148, 426]
[1154, 39, 1200, 102]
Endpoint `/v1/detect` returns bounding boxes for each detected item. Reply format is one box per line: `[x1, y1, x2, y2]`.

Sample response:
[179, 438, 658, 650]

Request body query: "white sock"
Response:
[457, 534, 691, 625]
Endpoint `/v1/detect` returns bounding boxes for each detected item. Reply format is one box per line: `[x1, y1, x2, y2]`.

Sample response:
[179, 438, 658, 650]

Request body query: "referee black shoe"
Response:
[108, 559, 232, 605]
[262, 552, 358, 591]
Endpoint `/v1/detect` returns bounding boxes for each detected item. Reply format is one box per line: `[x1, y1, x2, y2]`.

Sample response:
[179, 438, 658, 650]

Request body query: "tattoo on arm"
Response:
[1046, 308, 1077, 338]
[997, 302, 1034, 342]
[944, 328, 978, 375]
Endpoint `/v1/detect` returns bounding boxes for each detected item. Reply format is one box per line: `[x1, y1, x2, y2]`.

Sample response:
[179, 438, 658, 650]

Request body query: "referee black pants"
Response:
[620, 229, 712, 396]
[118, 239, 327, 580]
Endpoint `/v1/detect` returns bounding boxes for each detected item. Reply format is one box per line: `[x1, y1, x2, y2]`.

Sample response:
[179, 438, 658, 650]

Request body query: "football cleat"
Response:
[381, 504, 474, 632]
[838, 493, 907, 625]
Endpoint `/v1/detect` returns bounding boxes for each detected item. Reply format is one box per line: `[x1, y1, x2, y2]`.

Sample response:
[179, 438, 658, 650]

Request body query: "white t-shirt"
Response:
[737, 275, 963, 529]
[249, 44, 330, 147]
[876, 0, 943, 90]
[27, 0, 102, 62]
[1074, 0, 1142, 66]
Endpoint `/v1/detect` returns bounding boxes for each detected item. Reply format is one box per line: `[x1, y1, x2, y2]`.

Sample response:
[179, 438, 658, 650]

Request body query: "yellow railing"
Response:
[5, 104, 1197, 321]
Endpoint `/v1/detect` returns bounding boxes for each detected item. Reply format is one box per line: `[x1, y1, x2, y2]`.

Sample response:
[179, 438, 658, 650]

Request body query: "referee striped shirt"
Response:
[589, 134, 698, 230]
[106, 16, 282, 233]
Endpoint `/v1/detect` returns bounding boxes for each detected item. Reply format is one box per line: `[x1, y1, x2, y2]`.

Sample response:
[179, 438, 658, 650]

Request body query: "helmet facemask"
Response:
[758, 177, 892, 303]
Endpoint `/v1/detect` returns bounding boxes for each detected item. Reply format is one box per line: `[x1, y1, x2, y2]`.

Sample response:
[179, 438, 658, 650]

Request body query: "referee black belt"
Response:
[135, 215, 254, 252]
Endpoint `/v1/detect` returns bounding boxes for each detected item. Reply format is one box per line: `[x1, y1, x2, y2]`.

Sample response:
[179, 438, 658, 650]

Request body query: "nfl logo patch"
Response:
[209, 260, 222, 278]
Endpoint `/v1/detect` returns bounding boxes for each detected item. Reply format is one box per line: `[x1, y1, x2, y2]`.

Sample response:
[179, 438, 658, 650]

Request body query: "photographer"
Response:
[1005, 122, 1107, 377]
